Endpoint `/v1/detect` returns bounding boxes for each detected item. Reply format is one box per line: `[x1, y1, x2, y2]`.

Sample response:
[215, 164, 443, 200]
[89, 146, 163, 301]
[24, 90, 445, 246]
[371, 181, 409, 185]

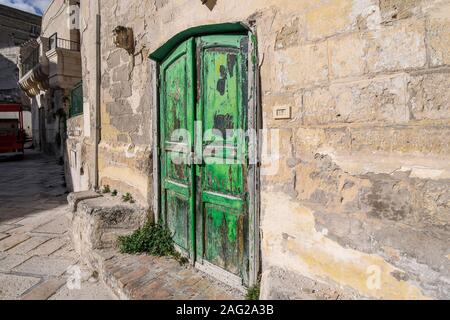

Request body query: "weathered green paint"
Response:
[197, 35, 249, 282]
[160, 38, 195, 256]
[159, 35, 249, 283]
[150, 23, 248, 62]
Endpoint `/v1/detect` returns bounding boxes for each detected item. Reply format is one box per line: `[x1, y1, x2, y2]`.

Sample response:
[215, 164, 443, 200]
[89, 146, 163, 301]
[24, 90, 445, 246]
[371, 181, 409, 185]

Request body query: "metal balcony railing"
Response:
[48, 33, 80, 52]
[21, 46, 40, 76]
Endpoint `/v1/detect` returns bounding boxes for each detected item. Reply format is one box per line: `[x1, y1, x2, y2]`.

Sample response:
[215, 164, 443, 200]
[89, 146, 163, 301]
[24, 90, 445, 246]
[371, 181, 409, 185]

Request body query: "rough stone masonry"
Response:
[64, 0, 450, 299]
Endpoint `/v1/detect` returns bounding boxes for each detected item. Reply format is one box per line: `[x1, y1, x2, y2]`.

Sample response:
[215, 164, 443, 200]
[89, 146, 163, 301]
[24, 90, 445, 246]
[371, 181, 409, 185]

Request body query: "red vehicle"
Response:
[0, 104, 25, 155]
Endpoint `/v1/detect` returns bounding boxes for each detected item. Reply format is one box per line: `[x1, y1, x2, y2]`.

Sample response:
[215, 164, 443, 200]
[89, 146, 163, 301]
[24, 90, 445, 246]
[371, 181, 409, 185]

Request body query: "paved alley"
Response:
[0, 151, 115, 300]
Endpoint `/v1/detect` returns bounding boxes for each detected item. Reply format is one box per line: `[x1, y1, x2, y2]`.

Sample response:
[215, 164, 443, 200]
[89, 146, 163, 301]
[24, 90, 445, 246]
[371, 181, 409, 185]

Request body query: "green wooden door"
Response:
[160, 38, 195, 257]
[160, 35, 249, 283]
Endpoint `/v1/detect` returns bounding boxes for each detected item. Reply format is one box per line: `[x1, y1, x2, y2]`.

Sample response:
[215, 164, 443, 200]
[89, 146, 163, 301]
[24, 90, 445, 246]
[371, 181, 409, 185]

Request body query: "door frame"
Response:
[149, 23, 260, 289]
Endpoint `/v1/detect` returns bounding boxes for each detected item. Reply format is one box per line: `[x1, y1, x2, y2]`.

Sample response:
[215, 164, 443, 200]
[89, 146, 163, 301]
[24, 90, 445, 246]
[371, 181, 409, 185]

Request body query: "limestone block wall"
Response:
[78, 0, 450, 299]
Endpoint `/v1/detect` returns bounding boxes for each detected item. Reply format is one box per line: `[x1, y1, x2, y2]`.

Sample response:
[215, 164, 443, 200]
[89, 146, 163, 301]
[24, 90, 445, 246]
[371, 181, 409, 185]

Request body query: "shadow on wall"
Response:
[63, 140, 75, 193]
[202, 0, 217, 11]
[0, 53, 21, 103]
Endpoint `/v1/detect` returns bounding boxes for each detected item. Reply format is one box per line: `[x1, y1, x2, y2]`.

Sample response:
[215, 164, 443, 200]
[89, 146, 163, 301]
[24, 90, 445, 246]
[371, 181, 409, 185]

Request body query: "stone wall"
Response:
[78, 0, 450, 299]
[41, 0, 78, 41]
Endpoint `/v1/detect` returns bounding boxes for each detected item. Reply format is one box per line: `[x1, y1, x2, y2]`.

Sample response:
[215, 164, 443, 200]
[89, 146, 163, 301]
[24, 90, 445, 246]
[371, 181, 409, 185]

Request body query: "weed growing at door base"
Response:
[118, 222, 188, 264]
[246, 284, 260, 300]
[122, 192, 135, 203]
[102, 185, 111, 194]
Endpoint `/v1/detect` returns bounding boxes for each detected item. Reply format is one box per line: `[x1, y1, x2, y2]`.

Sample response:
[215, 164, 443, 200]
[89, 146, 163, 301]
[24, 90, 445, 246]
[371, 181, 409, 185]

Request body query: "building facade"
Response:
[18, 0, 82, 189]
[0, 4, 41, 136]
[23, 0, 450, 299]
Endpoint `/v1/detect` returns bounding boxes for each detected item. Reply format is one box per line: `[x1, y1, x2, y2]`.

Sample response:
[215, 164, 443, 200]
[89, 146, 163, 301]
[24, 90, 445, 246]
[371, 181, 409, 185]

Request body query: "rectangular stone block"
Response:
[0, 254, 31, 272]
[407, 72, 450, 120]
[302, 74, 409, 125]
[33, 216, 68, 234]
[379, 0, 423, 23]
[427, 4, 450, 67]
[275, 17, 304, 50]
[275, 41, 329, 88]
[0, 233, 30, 252]
[366, 19, 427, 73]
[7, 236, 51, 255]
[28, 237, 67, 257]
[13, 256, 74, 277]
[21, 278, 66, 300]
[0, 273, 41, 300]
[0, 224, 18, 233]
[348, 125, 450, 155]
[328, 32, 368, 79]
[294, 126, 351, 157]
[306, 0, 353, 40]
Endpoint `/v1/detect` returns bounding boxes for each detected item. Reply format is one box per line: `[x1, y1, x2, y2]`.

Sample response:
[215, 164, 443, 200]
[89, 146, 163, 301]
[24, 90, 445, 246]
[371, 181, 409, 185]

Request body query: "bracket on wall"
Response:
[113, 26, 134, 55]
[200, 0, 217, 11]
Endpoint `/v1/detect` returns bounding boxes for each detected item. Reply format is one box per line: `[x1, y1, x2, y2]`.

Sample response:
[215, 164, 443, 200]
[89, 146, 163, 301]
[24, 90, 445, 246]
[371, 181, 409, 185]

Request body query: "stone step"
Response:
[89, 249, 243, 300]
[99, 228, 134, 249]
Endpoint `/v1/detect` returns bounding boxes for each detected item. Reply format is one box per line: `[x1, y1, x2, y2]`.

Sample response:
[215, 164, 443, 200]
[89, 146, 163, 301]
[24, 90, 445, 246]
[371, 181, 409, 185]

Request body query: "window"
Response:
[69, 82, 83, 117]
[30, 26, 40, 36]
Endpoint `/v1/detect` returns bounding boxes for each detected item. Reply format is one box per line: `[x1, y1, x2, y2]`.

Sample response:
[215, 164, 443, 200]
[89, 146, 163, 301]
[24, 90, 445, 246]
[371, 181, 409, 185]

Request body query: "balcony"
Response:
[18, 38, 49, 97]
[18, 33, 82, 97]
[21, 46, 39, 76]
[48, 33, 81, 52]
[45, 33, 82, 90]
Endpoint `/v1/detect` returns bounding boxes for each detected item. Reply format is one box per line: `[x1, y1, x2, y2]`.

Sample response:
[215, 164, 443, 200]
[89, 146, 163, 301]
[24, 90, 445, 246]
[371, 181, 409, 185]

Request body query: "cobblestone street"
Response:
[0, 151, 115, 300]
[0, 151, 242, 300]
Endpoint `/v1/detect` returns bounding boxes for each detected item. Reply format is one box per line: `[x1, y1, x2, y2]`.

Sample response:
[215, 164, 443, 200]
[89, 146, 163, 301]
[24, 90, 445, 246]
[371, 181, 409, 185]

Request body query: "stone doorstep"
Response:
[67, 192, 241, 300]
[67, 191, 102, 213]
[87, 249, 243, 300]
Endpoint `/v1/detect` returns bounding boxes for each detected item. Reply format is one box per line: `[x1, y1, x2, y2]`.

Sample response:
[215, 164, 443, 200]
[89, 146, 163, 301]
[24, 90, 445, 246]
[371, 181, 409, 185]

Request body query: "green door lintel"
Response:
[149, 23, 249, 62]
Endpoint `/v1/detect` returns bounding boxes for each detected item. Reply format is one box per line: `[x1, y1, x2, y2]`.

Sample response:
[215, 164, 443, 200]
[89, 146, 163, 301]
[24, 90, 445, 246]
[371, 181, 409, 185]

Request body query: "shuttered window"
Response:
[70, 82, 83, 118]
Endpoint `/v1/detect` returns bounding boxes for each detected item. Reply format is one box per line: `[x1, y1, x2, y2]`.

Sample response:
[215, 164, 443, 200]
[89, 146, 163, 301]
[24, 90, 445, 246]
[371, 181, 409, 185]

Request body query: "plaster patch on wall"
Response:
[261, 190, 431, 299]
[350, 0, 381, 31]
[319, 150, 450, 180]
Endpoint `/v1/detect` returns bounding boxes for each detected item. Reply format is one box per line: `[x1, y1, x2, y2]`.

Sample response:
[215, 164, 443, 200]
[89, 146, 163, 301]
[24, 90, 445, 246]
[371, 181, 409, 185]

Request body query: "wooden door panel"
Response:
[196, 35, 249, 281]
[166, 190, 190, 251]
[160, 38, 195, 255]
[203, 163, 243, 195]
[159, 34, 250, 283]
[204, 203, 245, 275]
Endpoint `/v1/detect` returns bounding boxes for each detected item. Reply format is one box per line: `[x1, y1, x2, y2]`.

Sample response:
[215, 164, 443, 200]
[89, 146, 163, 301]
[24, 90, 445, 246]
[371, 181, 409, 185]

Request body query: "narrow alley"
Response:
[0, 151, 242, 300]
[0, 151, 115, 300]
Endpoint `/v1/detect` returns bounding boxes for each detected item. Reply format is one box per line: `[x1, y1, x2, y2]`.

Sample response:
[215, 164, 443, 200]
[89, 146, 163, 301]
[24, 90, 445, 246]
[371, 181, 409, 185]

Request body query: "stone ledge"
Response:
[67, 191, 102, 213]
[66, 192, 242, 300]
[88, 249, 242, 300]
[67, 192, 149, 267]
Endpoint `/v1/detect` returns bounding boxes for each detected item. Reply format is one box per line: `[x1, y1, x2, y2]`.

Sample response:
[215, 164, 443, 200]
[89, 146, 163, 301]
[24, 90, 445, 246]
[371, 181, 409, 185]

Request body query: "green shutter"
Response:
[70, 82, 83, 117]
